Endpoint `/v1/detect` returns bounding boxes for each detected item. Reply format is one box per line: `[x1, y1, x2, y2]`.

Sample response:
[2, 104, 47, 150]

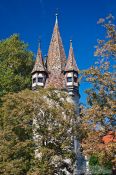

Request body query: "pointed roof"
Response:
[65, 40, 79, 72]
[31, 43, 46, 74]
[47, 14, 66, 74]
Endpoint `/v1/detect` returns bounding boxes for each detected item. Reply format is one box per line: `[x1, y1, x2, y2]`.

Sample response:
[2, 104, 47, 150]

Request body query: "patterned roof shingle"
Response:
[65, 41, 79, 72]
[45, 15, 66, 89]
[47, 16, 66, 74]
[32, 47, 46, 74]
[45, 73, 65, 89]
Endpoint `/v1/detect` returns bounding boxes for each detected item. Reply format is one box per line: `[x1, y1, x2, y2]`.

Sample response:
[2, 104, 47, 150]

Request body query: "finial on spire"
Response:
[70, 39, 73, 47]
[55, 13, 58, 24]
[38, 37, 41, 49]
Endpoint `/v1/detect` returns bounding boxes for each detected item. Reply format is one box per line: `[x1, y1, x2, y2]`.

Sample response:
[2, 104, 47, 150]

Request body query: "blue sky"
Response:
[0, 0, 116, 104]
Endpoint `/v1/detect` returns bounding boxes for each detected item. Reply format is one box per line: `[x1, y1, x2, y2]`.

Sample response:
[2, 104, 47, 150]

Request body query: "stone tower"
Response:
[31, 15, 87, 175]
[32, 15, 79, 98]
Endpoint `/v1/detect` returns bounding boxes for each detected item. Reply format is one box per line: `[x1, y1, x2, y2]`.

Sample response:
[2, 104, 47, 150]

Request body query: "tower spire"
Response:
[65, 40, 79, 72]
[31, 41, 45, 74]
[45, 14, 66, 88]
[47, 14, 66, 73]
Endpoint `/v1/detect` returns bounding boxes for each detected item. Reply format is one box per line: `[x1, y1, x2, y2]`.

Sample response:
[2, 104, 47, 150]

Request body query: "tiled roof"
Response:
[32, 16, 79, 90]
[32, 47, 46, 74]
[45, 73, 65, 89]
[47, 16, 66, 75]
[45, 15, 66, 89]
[65, 41, 79, 72]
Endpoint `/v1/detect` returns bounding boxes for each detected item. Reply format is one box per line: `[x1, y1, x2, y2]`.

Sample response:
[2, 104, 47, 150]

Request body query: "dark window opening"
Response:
[38, 77, 43, 83]
[74, 77, 78, 83]
[67, 77, 72, 82]
[33, 78, 36, 83]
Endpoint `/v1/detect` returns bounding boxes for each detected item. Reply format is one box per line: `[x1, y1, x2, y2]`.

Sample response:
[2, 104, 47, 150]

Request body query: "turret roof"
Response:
[31, 45, 46, 74]
[65, 40, 79, 72]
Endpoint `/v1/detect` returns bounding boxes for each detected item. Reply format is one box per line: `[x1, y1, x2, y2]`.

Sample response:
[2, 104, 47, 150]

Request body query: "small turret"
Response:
[65, 40, 79, 96]
[31, 42, 47, 90]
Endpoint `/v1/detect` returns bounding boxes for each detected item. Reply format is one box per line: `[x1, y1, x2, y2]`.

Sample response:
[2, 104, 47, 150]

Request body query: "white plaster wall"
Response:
[67, 72, 73, 77]
[74, 82, 78, 86]
[32, 73, 45, 87]
[32, 83, 37, 87]
[32, 73, 38, 78]
[37, 82, 44, 86]
[38, 73, 43, 77]
[67, 82, 73, 86]
[74, 73, 77, 77]
[66, 72, 73, 86]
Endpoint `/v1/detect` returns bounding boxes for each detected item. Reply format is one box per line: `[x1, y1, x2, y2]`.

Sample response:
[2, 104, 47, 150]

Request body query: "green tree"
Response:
[0, 89, 76, 175]
[81, 14, 116, 173]
[0, 34, 33, 100]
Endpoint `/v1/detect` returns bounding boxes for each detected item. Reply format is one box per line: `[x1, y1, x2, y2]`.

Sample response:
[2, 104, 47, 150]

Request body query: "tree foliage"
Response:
[0, 89, 76, 175]
[81, 14, 116, 172]
[0, 34, 33, 100]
